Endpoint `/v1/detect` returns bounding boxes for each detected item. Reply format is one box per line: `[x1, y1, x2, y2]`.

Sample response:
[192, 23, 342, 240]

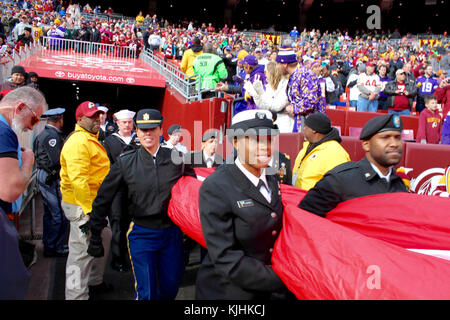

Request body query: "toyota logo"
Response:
[55, 71, 65, 78]
[126, 77, 135, 84]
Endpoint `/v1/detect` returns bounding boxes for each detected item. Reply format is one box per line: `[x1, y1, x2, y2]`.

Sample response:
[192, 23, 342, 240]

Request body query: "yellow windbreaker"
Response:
[293, 140, 350, 191]
[180, 48, 203, 77]
[60, 124, 110, 214]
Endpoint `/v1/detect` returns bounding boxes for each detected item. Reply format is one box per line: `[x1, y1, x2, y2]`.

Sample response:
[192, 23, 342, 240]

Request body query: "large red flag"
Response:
[168, 168, 450, 299]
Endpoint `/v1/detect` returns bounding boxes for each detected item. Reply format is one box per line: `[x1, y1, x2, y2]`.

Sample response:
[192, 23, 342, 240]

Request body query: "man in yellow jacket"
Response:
[60, 101, 112, 300]
[180, 37, 203, 78]
[293, 113, 350, 190]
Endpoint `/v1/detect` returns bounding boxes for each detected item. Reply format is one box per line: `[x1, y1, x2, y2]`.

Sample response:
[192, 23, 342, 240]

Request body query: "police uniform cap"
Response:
[229, 110, 279, 138]
[134, 109, 163, 129]
[41, 107, 65, 119]
[167, 124, 182, 135]
[202, 129, 218, 142]
[359, 114, 403, 140]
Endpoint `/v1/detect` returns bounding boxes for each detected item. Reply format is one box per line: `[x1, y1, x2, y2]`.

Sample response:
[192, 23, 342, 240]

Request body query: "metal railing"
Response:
[0, 41, 41, 84]
[40, 36, 138, 59]
[140, 49, 201, 102]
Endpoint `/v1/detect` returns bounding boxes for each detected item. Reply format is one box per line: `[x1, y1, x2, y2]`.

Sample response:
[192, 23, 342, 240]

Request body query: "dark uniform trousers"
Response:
[89, 146, 196, 300]
[33, 125, 68, 253]
[102, 133, 140, 270]
[195, 163, 291, 300]
[299, 156, 408, 216]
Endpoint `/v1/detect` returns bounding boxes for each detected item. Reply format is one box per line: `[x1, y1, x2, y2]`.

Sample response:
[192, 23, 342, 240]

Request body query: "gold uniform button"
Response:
[271, 212, 277, 218]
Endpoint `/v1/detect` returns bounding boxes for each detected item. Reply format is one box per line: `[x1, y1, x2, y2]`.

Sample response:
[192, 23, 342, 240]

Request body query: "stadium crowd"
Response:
[0, 0, 449, 302]
[2, 1, 448, 140]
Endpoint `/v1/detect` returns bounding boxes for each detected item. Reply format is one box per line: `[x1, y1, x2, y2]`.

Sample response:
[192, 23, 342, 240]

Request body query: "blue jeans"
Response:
[349, 100, 358, 108]
[357, 96, 378, 112]
[127, 223, 185, 300]
[36, 169, 68, 253]
[388, 109, 410, 116]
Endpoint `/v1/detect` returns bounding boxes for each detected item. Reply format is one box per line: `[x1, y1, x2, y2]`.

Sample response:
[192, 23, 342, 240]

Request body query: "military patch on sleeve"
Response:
[48, 139, 57, 147]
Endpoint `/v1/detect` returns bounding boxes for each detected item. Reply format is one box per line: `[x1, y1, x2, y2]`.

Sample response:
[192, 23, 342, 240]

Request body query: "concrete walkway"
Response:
[19, 193, 198, 300]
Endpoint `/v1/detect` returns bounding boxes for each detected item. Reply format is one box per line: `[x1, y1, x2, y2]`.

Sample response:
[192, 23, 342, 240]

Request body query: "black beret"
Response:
[360, 114, 403, 140]
[167, 124, 182, 135]
[304, 113, 332, 134]
[202, 129, 218, 142]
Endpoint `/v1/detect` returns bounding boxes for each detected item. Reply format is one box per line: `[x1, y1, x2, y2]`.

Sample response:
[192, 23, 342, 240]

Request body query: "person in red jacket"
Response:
[434, 77, 450, 121]
[435, 77, 450, 144]
[416, 95, 442, 144]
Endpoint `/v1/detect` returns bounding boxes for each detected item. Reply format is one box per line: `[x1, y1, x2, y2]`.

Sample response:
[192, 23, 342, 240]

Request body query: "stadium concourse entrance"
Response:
[38, 78, 166, 136]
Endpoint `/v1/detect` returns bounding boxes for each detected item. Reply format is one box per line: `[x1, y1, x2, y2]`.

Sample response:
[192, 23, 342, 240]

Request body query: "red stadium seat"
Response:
[325, 108, 346, 133]
[400, 115, 419, 138]
[348, 127, 362, 137]
[340, 136, 365, 161]
[278, 133, 304, 168]
[402, 129, 414, 141]
[344, 110, 379, 136]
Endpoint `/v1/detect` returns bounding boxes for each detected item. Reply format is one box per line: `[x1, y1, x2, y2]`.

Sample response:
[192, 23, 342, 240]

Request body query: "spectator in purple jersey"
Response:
[241, 54, 267, 110]
[416, 64, 439, 113]
[377, 64, 392, 110]
[277, 47, 325, 133]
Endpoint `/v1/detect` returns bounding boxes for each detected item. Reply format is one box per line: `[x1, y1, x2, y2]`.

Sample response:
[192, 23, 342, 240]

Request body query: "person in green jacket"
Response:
[193, 42, 228, 94]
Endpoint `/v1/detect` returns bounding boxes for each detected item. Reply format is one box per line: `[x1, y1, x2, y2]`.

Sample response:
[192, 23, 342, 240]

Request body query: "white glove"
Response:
[243, 81, 258, 98]
[252, 79, 265, 96]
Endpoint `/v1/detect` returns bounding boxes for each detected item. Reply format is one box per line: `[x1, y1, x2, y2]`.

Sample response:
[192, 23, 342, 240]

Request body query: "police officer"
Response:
[86, 109, 196, 300]
[102, 109, 139, 272]
[33, 107, 69, 257]
[299, 114, 408, 216]
[196, 109, 292, 300]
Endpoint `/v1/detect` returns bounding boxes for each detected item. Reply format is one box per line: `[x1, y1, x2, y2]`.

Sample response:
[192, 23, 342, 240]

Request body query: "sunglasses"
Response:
[25, 105, 40, 126]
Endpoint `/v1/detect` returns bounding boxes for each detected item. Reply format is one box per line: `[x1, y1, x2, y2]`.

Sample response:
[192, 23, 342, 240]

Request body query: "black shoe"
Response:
[89, 282, 114, 295]
[110, 260, 130, 273]
[43, 248, 69, 258]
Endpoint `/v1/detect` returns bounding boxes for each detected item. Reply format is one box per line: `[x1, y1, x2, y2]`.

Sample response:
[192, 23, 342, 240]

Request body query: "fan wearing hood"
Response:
[180, 37, 203, 77]
[292, 113, 350, 190]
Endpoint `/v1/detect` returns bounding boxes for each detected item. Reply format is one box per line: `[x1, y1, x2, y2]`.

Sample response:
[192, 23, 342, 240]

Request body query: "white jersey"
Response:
[347, 73, 360, 101]
[357, 73, 382, 93]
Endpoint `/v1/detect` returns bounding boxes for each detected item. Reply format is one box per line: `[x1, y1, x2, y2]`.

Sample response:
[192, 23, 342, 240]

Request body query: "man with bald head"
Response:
[193, 42, 228, 94]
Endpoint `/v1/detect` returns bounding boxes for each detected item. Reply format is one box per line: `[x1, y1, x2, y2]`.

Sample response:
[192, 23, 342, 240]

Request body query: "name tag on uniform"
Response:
[237, 199, 254, 208]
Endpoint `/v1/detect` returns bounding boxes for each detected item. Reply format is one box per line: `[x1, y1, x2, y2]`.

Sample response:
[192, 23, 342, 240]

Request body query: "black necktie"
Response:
[257, 179, 267, 191]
